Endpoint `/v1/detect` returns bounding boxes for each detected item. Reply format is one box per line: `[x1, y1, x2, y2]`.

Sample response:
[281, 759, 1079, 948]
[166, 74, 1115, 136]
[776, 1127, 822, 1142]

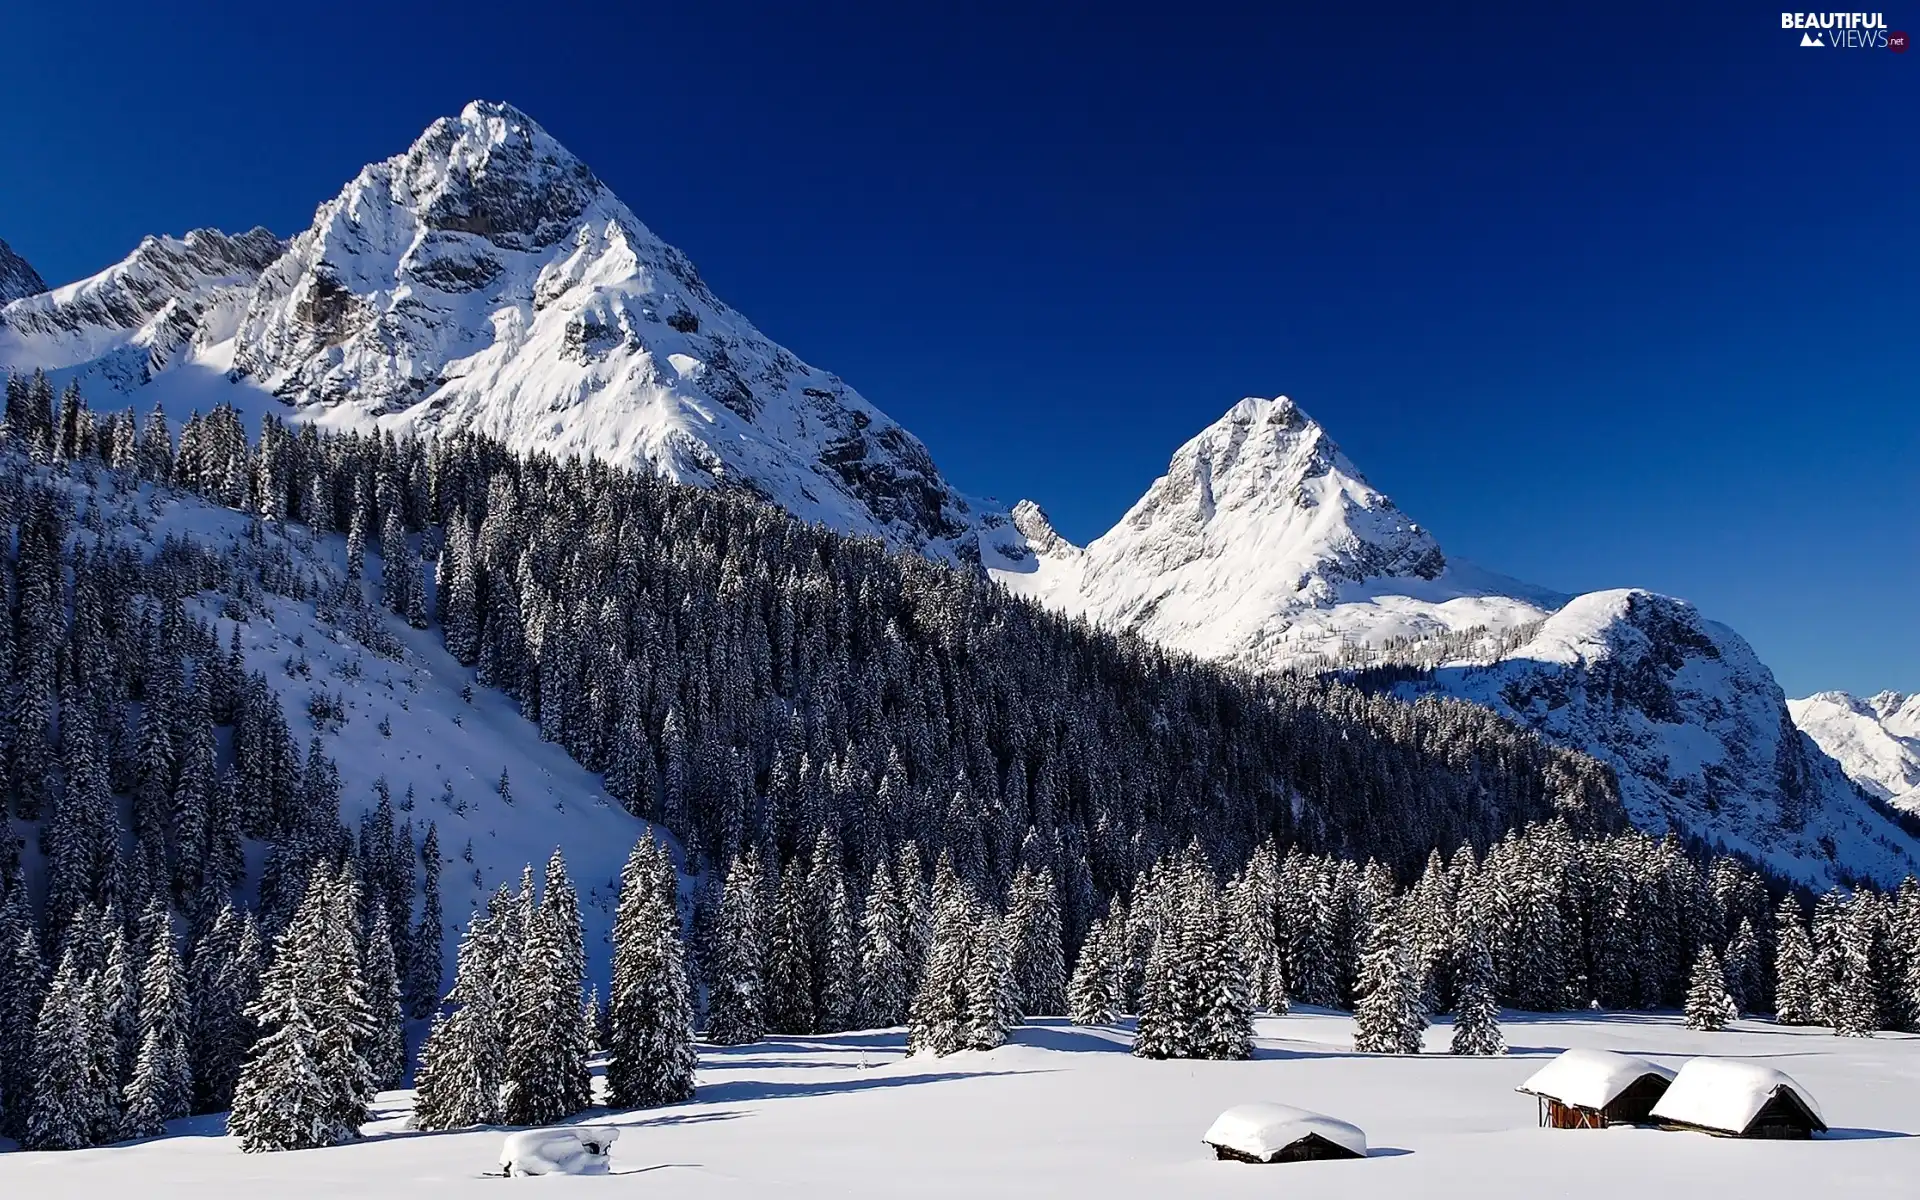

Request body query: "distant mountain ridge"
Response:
[987, 396, 1920, 887]
[0, 102, 1907, 886]
[1790, 691, 1920, 814]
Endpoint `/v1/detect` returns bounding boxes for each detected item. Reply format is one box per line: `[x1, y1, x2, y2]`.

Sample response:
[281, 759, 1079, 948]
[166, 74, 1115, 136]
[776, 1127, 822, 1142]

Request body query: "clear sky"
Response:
[1, 1, 1912, 697]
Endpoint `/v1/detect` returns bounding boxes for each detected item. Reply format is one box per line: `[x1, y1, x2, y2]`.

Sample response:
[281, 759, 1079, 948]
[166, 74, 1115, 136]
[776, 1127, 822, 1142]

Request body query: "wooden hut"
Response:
[1203, 1104, 1367, 1163]
[1516, 1049, 1676, 1129]
[1649, 1059, 1827, 1140]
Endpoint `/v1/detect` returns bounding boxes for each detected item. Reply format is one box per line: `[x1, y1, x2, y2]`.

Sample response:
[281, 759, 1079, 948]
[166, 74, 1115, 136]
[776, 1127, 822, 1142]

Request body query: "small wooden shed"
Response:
[1203, 1104, 1367, 1164]
[1516, 1048, 1676, 1129]
[1649, 1058, 1827, 1140]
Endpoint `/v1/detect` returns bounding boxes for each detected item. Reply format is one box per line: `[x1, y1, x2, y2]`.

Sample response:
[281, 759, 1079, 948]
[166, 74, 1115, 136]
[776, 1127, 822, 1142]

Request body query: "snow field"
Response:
[2, 1009, 1913, 1199]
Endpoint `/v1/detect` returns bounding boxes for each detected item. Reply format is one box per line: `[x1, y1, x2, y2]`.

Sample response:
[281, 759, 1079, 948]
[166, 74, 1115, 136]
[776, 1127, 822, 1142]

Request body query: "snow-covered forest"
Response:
[1, 373, 1917, 1167]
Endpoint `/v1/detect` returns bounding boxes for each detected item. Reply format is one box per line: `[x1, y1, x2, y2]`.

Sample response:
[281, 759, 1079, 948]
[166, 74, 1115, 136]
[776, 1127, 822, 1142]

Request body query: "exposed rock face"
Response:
[0, 236, 46, 304]
[229, 101, 982, 557]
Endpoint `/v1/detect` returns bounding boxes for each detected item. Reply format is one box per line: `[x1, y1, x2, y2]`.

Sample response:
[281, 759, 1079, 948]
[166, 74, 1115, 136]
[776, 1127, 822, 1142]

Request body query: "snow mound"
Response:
[1516, 1048, 1674, 1111]
[499, 1126, 620, 1176]
[1201, 1102, 1367, 1162]
[1649, 1059, 1826, 1136]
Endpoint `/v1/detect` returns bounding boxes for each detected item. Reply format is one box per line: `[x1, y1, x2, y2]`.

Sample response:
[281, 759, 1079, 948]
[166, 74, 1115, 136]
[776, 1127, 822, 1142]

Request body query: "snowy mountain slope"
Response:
[1424, 592, 1920, 884]
[991, 396, 1920, 887]
[987, 397, 1559, 666]
[2, 103, 1004, 561]
[31, 456, 660, 981]
[0, 236, 45, 304]
[1789, 691, 1920, 813]
[0, 227, 284, 394]
[214, 100, 993, 559]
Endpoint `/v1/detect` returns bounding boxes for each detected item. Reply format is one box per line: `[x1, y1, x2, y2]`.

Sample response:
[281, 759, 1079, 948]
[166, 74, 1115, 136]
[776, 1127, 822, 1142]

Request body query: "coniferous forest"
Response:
[2, 372, 1918, 1153]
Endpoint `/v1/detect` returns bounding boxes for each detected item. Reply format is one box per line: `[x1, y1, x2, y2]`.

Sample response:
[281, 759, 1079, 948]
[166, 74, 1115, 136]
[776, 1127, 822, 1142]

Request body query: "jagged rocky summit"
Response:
[0, 235, 46, 304]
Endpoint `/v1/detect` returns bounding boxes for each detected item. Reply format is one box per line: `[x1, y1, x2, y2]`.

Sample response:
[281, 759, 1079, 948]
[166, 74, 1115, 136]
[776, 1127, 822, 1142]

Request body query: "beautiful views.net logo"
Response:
[1781, 12, 1907, 49]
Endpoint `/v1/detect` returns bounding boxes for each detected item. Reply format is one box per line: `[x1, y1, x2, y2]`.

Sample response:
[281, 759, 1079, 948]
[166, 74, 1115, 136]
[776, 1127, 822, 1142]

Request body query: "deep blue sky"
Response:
[2, 2, 1913, 696]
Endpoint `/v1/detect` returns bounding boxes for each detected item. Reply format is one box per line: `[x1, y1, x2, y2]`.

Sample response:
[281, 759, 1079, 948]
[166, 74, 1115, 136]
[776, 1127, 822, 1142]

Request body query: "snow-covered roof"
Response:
[1516, 1048, 1675, 1110]
[1649, 1059, 1826, 1135]
[1202, 1104, 1367, 1161]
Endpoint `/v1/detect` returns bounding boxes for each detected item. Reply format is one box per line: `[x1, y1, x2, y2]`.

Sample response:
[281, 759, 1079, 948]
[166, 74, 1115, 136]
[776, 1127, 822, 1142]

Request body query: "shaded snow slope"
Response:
[46, 461, 659, 982]
[0, 227, 284, 394]
[1790, 691, 1920, 813]
[0, 1011, 1914, 1197]
[0, 236, 45, 304]
[993, 397, 1920, 887]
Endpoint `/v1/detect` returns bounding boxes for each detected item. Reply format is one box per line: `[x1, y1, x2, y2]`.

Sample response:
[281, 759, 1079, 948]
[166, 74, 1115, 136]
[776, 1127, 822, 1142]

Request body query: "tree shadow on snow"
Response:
[1820, 1128, 1913, 1141]
[1367, 1147, 1414, 1158]
[695, 1069, 1047, 1105]
[701, 1031, 909, 1058]
[1012, 1022, 1136, 1055]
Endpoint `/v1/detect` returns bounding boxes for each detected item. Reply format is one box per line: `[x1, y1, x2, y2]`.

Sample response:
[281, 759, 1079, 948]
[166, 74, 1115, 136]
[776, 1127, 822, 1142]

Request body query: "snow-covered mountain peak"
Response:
[0, 235, 45, 303]
[0, 226, 284, 390]
[220, 100, 987, 557]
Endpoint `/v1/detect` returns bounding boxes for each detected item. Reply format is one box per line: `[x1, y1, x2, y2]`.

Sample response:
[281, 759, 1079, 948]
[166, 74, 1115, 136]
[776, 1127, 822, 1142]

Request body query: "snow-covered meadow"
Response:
[3, 1009, 1913, 1199]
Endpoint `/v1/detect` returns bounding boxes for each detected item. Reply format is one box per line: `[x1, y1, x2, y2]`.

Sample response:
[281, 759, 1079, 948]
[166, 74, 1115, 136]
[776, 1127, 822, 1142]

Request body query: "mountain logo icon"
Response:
[1800, 31, 1824, 46]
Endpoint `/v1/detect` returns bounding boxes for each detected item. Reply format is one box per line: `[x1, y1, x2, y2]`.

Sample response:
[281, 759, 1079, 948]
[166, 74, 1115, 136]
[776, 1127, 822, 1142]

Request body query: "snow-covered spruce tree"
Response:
[0, 893, 49, 1140]
[1067, 917, 1117, 1026]
[405, 822, 444, 1019]
[25, 947, 108, 1150]
[704, 852, 766, 1045]
[856, 855, 912, 1029]
[1005, 865, 1066, 1019]
[764, 862, 815, 1035]
[816, 862, 858, 1034]
[121, 902, 192, 1135]
[189, 905, 264, 1113]
[1773, 895, 1816, 1024]
[1448, 934, 1504, 1055]
[606, 836, 697, 1109]
[1894, 879, 1920, 1033]
[1830, 895, 1880, 1038]
[502, 855, 592, 1126]
[1722, 917, 1761, 1016]
[228, 864, 373, 1152]
[411, 912, 505, 1130]
[1352, 901, 1424, 1054]
[1228, 846, 1287, 1015]
[963, 907, 1015, 1052]
[1683, 946, 1737, 1032]
[908, 864, 977, 1057]
[363, 903, 407, 1090]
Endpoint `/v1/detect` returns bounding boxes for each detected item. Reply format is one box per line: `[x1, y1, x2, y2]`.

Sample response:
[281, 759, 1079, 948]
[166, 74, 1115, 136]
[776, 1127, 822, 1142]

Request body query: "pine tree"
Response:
[1448, 935, 1504, 1055]
[363, 904, 407, 1090]
[1005, 865, 1066, 1019]
[0, 901, 49, 1140]
[501, 855, 591, 1125]
[25, 948, 109, 1150]
[189, 906, 263, 1113]
[908, 866, 976, 1057]
[1683, 945, 1738, 1032]
[606, 836, 697, 1108]
[814, 859, 858, 1033]
[229, 865, 372, 1152]
[764, 864, 815, 1035]
[1830, 896, 1880, 1038]
[121, 903, 192, 1135]
[1067, 917, 1117, 1026]
[962, 908, 1012, 1051]
[1773, 896, 1816, 1024]
[1352, 902, 1424, 1054]
[856, 856, 913, 1029]
[411, 912, 504, 1130]
[405, 823, 444, 1019]
[704, 853, 766, 1045]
